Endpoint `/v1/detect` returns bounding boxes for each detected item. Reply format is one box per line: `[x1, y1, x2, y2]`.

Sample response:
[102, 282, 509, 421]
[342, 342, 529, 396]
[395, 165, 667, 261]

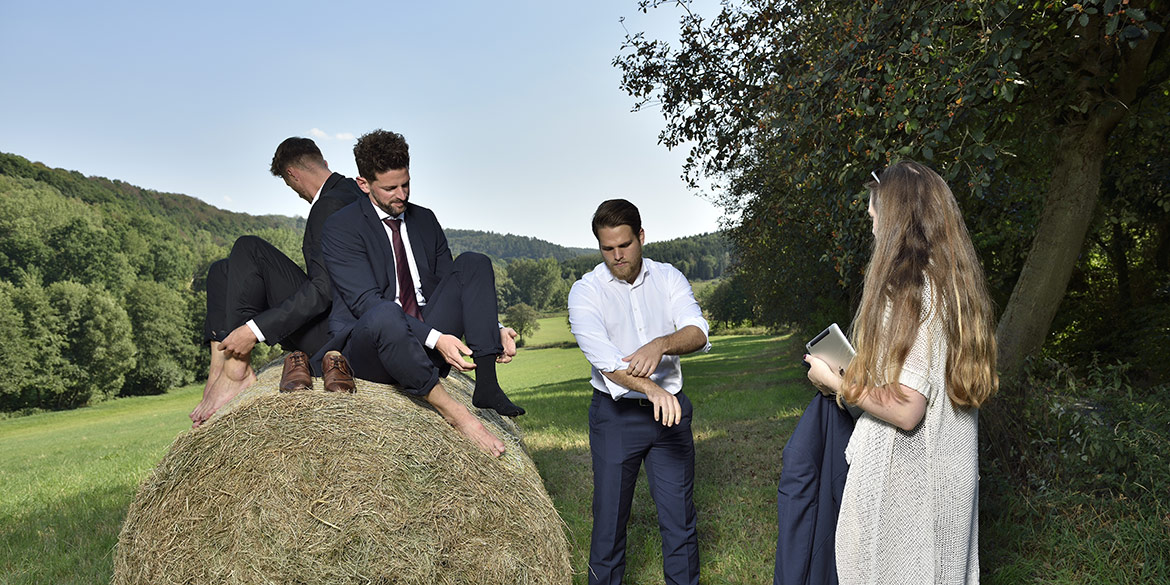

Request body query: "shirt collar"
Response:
[372, 204, 404, 222]
[308, 180, 325, 207]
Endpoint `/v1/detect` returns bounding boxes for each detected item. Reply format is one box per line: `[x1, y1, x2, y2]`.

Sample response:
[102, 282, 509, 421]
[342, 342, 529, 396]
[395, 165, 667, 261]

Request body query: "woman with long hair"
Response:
[805, 161, 998, 584]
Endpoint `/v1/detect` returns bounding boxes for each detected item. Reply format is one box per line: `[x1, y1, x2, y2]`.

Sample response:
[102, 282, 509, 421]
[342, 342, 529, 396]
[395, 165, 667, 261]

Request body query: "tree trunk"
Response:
[996, 120, 1113, 377]
[995, 22, 1166, 379]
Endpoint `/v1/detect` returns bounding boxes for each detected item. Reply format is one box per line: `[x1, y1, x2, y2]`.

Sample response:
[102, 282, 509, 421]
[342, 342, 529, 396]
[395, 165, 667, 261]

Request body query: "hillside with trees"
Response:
[0, 152, 730, 412]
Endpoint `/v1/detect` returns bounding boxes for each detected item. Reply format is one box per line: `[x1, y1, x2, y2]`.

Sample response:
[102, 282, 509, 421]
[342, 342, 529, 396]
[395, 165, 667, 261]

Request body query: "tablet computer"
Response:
[806, 323, 856, 377]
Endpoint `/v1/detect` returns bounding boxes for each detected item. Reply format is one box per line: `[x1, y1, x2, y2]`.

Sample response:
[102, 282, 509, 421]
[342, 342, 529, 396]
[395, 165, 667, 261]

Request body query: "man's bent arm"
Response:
[600, 369, 682, 427]
[252, 193, 355, 343]
[623, 325, 707, 378]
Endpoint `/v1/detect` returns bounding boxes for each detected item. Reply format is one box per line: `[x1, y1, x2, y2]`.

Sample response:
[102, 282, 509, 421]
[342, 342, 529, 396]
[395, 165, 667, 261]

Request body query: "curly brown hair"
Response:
[353, 129, 409, 181]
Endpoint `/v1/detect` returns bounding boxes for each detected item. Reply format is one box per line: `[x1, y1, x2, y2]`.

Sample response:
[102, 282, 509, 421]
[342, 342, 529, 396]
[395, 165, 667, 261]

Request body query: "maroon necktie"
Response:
[382, 217, 422, 320]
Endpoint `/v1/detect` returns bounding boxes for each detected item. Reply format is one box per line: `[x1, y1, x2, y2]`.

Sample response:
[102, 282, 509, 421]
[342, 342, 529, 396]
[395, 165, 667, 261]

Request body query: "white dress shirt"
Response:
[372, 205, 441, 349]
[568, 258, 710, 400]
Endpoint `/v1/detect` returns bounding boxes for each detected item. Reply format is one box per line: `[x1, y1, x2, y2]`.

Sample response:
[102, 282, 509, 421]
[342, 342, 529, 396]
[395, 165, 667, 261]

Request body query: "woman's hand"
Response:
[804, 354, 842, 397]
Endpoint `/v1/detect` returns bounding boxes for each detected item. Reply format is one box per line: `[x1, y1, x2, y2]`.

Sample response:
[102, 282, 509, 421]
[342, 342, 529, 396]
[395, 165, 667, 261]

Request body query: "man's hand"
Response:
[622, 338, 665, 378]
[436, 334, 476, 372]
[220, 325, 258, 359]
[497, 327, 518, 364]
[643, 383, 682, 427]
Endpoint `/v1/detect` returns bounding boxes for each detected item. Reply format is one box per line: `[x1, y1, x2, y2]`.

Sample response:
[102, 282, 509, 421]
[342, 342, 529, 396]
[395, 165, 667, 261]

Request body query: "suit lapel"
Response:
[403, 204, 432, 277]
[359, 198, 397, 284]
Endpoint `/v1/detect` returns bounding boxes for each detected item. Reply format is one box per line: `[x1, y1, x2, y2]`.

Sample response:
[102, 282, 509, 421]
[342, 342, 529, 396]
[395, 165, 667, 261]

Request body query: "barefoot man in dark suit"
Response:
[191, 138, 362, 427]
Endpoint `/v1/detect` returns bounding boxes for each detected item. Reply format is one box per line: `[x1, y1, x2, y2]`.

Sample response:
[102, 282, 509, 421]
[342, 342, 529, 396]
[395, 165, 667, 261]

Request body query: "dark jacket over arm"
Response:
[251, 173, 362, 343]
[774, 392, 855, 585]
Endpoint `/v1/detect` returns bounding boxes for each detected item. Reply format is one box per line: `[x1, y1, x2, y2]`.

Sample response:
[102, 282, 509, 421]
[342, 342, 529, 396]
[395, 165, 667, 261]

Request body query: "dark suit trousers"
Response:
[342, 252, 503, 395]
[588, 390, 699, 585]
[203, 236, 331, 359]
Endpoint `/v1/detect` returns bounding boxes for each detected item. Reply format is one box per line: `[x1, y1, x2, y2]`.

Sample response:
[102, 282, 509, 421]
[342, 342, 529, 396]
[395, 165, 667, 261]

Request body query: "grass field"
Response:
[2, 316, 1166, 583]
[0, 320, 806, 584]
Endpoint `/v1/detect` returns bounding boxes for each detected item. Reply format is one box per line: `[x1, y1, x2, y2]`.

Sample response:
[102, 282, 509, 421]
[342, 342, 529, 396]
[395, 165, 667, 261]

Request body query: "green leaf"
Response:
[922, 145, 934, 160]
[1079, 13, 1089, 28]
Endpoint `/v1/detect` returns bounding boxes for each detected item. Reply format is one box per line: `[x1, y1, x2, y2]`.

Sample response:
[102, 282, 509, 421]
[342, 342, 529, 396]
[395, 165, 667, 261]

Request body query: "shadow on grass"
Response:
[0, 485, 132, 585]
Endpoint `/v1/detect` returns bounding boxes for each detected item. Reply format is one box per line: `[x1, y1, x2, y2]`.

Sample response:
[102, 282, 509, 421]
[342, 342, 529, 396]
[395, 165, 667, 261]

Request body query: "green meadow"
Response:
[2, 317, 1165, 583]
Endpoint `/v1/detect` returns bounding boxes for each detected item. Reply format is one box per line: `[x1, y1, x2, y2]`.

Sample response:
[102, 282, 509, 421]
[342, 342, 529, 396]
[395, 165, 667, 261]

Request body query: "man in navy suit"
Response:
[191, 137, 363, 427]
[319, 129, 523, 457]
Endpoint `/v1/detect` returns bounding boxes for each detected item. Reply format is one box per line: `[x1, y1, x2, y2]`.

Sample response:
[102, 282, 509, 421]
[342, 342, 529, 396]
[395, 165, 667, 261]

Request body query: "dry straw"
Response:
[112, 363, 571, 585]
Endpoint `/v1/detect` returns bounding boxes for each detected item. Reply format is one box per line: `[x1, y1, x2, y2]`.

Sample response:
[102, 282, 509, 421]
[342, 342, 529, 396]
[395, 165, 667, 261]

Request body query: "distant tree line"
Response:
[447, 229, 593, 262]
[0, 152, 732, 411]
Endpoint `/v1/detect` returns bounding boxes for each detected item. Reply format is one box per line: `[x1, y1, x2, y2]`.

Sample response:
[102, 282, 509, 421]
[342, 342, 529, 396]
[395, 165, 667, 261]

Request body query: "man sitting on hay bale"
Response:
[318, 129, 524, 457]
[191, 137, 363, 428]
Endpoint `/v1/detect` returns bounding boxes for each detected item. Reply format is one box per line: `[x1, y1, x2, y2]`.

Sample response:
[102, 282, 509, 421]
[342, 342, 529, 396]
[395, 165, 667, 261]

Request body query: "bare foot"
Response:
[190, 373, 218, 424]
[424, 382, 506, 457]
[451, 415, 507, 458]
[191, 342, 228, 423]
[191, 366, 256, 428]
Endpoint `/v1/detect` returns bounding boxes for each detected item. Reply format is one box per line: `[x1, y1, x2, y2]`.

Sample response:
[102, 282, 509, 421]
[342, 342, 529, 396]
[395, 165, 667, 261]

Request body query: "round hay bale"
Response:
[113, 365, 571, 585]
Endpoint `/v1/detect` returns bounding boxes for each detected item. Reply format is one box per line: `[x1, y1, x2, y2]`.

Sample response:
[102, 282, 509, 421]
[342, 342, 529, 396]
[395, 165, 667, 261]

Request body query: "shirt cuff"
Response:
[425, 328, 441, 349]
[245, 319, 266, 343]
[600, 364, 632, 399]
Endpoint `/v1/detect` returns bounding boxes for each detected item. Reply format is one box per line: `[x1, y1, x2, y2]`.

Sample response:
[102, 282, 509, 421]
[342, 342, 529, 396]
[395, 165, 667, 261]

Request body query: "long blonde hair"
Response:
[841, 161, 998, 408]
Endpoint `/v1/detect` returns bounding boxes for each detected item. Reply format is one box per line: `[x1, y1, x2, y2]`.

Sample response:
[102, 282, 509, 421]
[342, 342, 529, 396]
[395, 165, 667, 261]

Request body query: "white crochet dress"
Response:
[836, 290, 980, 584]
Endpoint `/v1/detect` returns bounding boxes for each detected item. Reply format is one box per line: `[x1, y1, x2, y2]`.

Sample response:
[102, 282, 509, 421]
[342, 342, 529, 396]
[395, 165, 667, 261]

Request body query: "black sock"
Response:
[471, 356, 524, 417]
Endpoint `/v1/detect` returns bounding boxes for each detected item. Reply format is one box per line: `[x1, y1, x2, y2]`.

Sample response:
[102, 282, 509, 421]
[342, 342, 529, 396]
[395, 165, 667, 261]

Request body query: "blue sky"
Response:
[0, 1, 725, 249]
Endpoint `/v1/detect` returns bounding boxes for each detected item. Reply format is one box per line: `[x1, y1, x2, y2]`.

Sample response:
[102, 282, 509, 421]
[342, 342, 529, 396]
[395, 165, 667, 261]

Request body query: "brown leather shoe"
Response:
[279, 351, 312, 392]
[322, 350, 356, 393]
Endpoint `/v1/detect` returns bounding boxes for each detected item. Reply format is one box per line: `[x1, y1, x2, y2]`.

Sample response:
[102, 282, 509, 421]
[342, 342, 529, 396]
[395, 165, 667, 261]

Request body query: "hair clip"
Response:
[871, 170, 881, 184]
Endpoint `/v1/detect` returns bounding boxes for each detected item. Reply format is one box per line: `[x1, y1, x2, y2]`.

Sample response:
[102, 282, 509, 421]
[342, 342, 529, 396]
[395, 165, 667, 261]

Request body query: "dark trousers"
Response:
[341, 252, 503, 395]
[203, 236, 330, 361]
[588, 390, 699, 585]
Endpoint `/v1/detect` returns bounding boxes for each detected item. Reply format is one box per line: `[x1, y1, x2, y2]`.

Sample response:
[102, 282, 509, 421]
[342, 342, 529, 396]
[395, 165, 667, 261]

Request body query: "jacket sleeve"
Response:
[321, 206, 398, 322]
[251, 196, 348, 343]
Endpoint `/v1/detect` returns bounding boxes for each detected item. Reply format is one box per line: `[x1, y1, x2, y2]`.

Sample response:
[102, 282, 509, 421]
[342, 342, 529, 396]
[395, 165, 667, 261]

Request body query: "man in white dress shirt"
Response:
[568, 199, 710, 585]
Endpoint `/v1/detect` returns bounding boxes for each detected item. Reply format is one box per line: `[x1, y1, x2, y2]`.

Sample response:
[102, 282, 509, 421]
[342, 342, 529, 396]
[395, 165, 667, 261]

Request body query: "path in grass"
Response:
[0, 331, 811, 585]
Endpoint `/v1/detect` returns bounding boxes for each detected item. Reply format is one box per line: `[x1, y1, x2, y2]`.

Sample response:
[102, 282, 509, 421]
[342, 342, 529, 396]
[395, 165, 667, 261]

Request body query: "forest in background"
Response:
[0, 152, 729, 413]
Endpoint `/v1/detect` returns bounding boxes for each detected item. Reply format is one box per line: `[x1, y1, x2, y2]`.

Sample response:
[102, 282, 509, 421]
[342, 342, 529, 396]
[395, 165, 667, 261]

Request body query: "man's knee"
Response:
[353, 301, 410, 341]
[230, 235, 271, 259]
[453, 251, 492, 273]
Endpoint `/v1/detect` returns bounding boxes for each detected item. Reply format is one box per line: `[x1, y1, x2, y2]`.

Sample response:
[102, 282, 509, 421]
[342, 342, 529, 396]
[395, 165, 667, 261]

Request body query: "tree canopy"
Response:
[617, 0, 1169, 378]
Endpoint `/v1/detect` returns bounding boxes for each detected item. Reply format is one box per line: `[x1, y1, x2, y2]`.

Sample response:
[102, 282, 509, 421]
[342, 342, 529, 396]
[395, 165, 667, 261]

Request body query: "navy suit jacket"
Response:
[251, 172, 362, 343]
[774, 393, 855, 585]
[319, 196, 453, 351]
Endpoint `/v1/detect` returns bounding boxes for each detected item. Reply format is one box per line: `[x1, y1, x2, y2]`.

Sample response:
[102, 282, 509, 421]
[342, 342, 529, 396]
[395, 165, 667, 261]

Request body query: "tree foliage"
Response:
[506, 258, 568, 311]
[616, 0, 1169, 377]
[504, 303, 541, 347]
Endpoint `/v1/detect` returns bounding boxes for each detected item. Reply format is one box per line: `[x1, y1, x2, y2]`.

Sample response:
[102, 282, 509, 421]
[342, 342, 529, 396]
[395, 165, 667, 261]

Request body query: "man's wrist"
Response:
[245, 320, 265, 343]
